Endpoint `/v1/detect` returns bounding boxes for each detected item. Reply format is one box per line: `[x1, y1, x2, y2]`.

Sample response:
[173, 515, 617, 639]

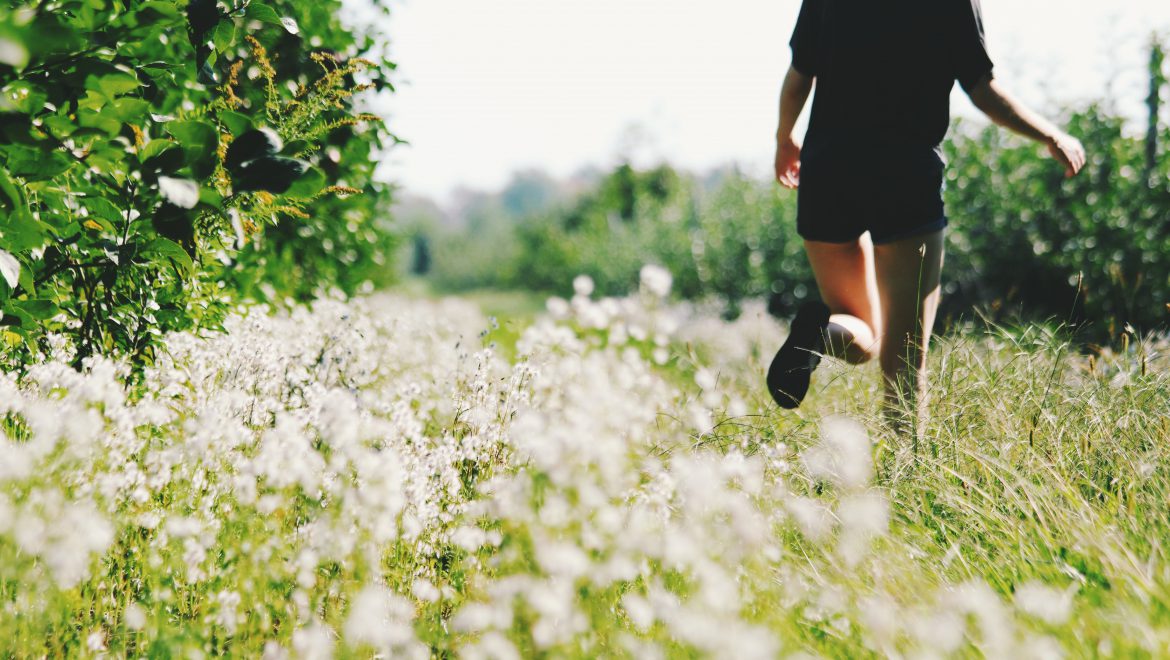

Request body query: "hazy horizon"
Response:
[376, 0, 1170, 204]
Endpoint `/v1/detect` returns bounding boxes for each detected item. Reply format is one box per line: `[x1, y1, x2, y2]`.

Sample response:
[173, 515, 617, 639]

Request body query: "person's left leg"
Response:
[804, 234, 882, 364]
[767, 234, 882, 409]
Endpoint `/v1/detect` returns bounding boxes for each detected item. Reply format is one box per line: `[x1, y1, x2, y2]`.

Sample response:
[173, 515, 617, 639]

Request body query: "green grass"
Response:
[748, 324, 1170, 654]
[449, 288, 1170, 653]
[3, 289, 1168, 657]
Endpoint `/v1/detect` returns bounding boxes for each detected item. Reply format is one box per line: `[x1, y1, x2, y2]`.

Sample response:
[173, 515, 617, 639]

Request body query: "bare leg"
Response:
[872, 230, 945, 435]
[804, 234, 882, 364]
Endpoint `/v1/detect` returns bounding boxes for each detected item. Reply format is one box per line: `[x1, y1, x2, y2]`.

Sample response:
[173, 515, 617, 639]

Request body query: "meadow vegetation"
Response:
[2, 270, 1168, 657]
[1, 3, 1168, 657]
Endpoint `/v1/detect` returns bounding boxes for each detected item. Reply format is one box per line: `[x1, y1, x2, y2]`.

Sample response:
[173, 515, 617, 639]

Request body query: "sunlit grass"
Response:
[1, 282, 1167, 657]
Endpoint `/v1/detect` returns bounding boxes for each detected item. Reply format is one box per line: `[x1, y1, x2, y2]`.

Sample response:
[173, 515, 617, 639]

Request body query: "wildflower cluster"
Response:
[3, 268, 1167, 656]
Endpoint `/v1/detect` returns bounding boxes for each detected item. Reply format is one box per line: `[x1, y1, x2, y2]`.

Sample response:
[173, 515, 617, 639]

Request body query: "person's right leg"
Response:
[872, 229, 945, 434]
[804, 234, 882, 364]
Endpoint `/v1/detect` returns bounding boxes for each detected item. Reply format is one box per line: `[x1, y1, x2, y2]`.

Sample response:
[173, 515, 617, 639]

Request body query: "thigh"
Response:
[872, 229, 945, 363]
[804, 235, 881, 330]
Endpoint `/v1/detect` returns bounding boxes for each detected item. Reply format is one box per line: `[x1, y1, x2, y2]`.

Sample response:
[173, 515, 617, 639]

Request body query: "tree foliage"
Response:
[425, 105, 1170, 340]
[0, 0, 397, 372]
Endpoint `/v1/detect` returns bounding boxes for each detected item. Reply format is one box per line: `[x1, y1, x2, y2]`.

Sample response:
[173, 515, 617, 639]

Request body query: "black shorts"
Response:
[796, 148, 948, 244]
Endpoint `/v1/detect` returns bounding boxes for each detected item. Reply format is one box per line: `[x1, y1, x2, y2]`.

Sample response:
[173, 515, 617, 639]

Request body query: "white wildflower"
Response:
[801, 416, 872, 490]
[573, 275, 595, 297]
[694, 368, 717, 391]
[639, 264, 673, 298]
[1014, 582, 1073, 625]
[292, 620, 336, 660]
[546, 296, 570, 319]
[622, 593, 655, 632]
[786, 497, 834, 542]
[213, 590, 242, 634]
[124, 602, 147, 631]
[412, 578, 440, 603]
[85, 629, 106, 651]
[343, 585, 424, 657]
[460, 631, 521, 660]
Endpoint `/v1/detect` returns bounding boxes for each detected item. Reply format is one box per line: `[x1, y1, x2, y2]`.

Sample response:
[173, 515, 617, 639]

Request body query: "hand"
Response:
[775, 135, 802, 189]
[1046, 132, 1086, 178]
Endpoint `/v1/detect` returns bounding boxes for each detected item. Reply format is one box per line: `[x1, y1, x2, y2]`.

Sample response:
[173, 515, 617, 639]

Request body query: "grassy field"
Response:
[1, 275, 1168, 657]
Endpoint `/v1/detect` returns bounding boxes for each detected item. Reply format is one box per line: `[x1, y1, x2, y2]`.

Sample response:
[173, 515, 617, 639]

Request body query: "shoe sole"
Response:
[767, 302, 830, 409]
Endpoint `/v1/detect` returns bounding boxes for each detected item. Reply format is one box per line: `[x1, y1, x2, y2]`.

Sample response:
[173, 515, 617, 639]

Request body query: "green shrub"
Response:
[0, 0, 397, 372]
[943, 106, 1170, 338]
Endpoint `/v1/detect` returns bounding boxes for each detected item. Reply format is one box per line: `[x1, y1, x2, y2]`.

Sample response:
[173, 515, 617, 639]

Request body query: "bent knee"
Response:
[842, 340, 880, 365]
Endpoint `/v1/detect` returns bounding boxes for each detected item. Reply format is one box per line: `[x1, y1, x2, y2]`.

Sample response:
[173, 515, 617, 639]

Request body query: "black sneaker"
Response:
[767, 301, 830, 409]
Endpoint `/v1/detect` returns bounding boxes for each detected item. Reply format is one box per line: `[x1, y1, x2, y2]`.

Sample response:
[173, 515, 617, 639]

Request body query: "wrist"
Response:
[1040, 127, 1063, 145]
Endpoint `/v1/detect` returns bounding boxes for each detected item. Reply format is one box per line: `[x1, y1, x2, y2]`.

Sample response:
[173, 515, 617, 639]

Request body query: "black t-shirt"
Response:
[790, 0, 994, 158]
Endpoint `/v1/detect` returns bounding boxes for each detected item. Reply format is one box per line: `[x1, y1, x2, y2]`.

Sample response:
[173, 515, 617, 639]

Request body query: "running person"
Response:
[766, 0, 1086, 429]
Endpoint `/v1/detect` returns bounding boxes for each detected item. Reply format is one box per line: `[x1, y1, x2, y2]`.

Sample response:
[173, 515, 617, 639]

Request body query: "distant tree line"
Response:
[417, 42, 1170, 341]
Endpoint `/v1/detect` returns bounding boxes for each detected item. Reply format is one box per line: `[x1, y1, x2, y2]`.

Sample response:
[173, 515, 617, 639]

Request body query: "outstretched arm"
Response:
[775, 65, 814, 189]
[966, 75, 1086, 178]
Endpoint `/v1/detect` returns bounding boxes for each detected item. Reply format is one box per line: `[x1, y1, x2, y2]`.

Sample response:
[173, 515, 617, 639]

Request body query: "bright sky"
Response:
[372, 0, 1170, 202]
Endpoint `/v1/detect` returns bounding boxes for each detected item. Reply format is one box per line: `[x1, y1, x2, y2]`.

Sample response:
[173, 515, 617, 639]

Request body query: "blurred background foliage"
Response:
[0, 0, 1165, 372]
[0, 0, 397, 373]
[408, 42, 1170, 342]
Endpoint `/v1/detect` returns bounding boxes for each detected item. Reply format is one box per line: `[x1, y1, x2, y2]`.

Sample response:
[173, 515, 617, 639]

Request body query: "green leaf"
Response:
[1, 81, 47, 114]
[143, 237, 194, 276]
[167, 120, 218, 152]
[245, 3, 282, 25]
[140, 138, 180, 161]
[213, 20, 236, 53]
[166, 120, 219, 179]
[158, 176, 199, 209]
[77, 102, 123, 136]
[0, 166, 23, 208]
[84, 197, 126, 225]
[4, 145, 73, 181]
[16, 261, 33, 297]
[109, 98, 151, 123]
[0, 209, 48, 252]
[279, 16, 300, 34]
[142, 143, 185, 177]
[0, 307, 28, 329]
[199, 187, 224, 207]
[0, 249, 20, 290]
[135, 1, 181, 20]
[284, 166, 326, 198]
[10, 299, 58, 321]
[40, 114, 78, 138]
[219, 111, 252, 136]
[91, 73, 141, 100]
